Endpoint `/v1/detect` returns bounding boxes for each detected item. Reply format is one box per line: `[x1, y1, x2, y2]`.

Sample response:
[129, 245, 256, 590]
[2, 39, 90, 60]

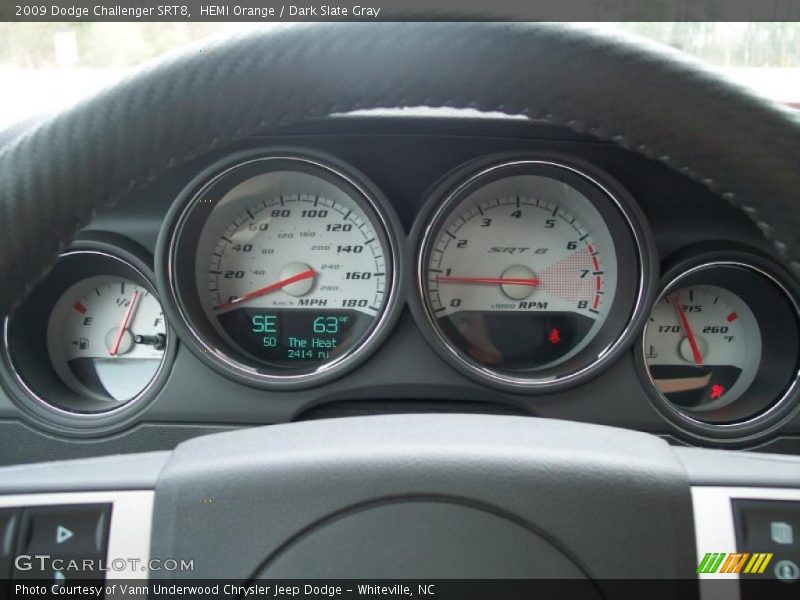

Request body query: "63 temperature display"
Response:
[225, 311, 357, 364]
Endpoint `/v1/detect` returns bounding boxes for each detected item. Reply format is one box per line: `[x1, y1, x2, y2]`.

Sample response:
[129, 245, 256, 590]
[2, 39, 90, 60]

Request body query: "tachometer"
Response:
[415, 158, 655, 391]
[159, 152, 401, 388]
[427, 195, 613, 368]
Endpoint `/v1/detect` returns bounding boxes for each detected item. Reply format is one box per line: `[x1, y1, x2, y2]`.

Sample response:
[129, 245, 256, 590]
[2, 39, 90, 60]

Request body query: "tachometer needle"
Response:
[437, 275, 540, 287]
[214, 268, 316, 311]
[671, 293, 703, 365]
[109, 290, 140, 357]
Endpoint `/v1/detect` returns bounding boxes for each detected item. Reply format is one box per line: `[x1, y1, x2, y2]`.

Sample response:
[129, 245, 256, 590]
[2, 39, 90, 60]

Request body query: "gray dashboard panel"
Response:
[0, 450, 169, 494]
[0, 419, 238, 467]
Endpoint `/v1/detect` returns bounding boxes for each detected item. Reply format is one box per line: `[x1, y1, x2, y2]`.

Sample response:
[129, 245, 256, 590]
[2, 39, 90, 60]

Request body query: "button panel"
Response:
[8, 504, 110, 583]
[734, 499, 800, 599]
[20, 505, 109, 558]
[0, 491, 153, 590]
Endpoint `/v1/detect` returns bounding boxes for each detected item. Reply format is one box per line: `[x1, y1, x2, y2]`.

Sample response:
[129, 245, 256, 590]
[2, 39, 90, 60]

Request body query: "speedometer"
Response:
[415, 158, 656, 392]
[159, 152, 401, 388]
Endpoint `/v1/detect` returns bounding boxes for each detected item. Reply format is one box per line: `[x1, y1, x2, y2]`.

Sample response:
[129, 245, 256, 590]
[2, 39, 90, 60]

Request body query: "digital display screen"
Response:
[217, 308, 370, 367]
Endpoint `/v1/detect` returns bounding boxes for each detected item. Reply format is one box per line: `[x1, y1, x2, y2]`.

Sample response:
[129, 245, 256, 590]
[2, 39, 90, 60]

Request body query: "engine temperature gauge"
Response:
[639, 257, 800, 437]
[47, 275, 167, 404]
[643, 285, 762, 411]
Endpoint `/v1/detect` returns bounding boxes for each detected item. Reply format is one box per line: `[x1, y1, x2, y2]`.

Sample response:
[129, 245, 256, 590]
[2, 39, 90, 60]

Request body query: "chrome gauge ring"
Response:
[638, 253, 800, 442]
[157, 150, 403, 389]
[0, 245, 175, 434]
[413, 157, 657, 392]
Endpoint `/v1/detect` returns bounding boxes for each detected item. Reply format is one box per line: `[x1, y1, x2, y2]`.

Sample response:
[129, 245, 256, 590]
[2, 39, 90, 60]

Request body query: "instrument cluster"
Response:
[2, 147, 799, 445]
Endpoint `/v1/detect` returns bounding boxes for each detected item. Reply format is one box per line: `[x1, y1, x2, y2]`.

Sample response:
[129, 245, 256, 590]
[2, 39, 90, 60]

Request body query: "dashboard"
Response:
[2, 113, 799, 463]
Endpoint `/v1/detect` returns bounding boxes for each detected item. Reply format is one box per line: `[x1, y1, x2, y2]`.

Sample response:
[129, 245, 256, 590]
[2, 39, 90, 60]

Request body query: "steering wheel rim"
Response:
[0, 22, 799, 315]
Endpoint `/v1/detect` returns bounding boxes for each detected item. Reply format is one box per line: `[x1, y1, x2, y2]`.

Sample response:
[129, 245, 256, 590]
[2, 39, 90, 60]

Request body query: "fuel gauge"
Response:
[2, 247, 174, 431]
[47, 276, 167, 403]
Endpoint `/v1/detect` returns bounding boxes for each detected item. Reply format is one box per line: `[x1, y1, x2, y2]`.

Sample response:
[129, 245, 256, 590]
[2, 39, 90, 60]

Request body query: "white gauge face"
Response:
[47, 276, 167, 403]
[424, 173, 618, 371]
[643, 285, 762, 411]
[194, 169, 390, 369]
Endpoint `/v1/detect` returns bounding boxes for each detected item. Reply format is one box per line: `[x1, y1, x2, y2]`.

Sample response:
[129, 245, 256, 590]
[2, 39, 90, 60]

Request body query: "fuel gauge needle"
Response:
[109, 290, 140, 357]
[671, 293, 704, 365]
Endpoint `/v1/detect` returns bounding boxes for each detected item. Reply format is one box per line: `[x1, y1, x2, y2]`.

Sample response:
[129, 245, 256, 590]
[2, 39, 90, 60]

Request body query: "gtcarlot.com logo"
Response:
[14, 555, 194, 572]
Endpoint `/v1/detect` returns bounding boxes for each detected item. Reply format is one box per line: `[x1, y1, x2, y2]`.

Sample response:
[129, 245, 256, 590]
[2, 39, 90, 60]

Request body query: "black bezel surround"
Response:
[411, 154, 659, 393]
[0, 240, 176, 436]
[156, 149, 405, 390]
[637, 247, 800, 445]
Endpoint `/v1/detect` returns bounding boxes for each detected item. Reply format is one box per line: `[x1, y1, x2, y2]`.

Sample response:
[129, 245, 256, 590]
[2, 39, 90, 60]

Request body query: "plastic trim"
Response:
[692, 486, 800, 600]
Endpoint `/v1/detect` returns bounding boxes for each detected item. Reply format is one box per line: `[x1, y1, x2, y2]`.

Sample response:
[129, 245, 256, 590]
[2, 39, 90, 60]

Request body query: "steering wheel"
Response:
[1, 23, 799, 586]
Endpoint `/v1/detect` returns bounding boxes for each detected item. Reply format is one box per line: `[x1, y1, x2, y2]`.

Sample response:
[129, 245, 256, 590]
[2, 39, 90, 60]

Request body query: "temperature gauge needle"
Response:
[214, 268, 316, 311]
[437, 276, 540, 287]
[671, 293, 704, 365]
[109, 290, 140, 357]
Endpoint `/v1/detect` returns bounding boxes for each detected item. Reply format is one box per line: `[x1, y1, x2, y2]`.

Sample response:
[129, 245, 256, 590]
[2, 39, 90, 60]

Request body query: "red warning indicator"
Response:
[73, 302, 87, 314]
[548, 328, 561, 345]
[710, 384, 725, 400]
[726, 311, 738, 322]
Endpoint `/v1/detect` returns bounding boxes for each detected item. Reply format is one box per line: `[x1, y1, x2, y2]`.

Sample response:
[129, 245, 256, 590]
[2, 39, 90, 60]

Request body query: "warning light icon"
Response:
[548, 328, 561, 345]
[710, 384, 725, 400]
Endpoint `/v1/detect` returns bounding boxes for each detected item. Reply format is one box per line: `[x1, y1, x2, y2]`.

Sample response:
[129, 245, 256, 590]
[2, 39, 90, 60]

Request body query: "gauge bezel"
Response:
[411, 155, 658, 393]
[636, 249, 800, 444]
[156, 149, 404, 390]
[0, 242, 176, 436]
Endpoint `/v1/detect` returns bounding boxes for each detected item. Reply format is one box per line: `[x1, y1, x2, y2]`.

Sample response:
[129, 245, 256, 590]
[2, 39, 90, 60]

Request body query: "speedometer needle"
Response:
[437, 275, 540, 287]
[214, 268, 316, 311]
[671, 293, 704, 365]
[109, 290, 140, 357]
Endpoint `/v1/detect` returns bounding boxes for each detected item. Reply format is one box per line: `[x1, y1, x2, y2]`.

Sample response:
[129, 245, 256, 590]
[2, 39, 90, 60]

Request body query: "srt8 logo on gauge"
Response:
[416, 158, 654, 392]
[160, 153, 401, 388]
